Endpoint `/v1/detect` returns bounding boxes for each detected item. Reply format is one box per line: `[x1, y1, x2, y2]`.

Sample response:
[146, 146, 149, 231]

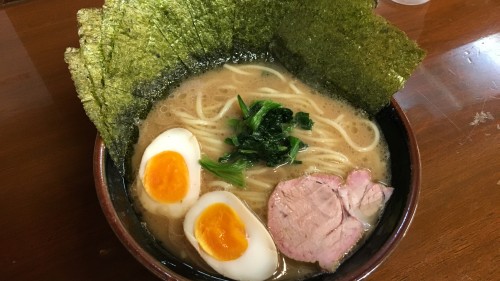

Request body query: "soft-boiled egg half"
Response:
[183, 191, 278, 281]
[137, 128, 201, 218]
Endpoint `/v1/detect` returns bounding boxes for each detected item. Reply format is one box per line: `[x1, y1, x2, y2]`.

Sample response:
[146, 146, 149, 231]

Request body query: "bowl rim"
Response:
[93, 98, 421, 281]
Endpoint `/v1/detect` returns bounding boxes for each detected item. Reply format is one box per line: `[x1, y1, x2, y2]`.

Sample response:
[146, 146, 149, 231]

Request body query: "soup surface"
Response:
[130, 63, 390, 279]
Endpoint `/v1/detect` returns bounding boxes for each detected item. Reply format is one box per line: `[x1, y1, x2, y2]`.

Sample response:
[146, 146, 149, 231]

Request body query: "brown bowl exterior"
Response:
[94, 98, 420, 281]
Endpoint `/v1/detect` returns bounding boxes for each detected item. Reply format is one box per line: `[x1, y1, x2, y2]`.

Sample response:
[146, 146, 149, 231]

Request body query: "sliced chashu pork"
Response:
[267, 169, 393, 270]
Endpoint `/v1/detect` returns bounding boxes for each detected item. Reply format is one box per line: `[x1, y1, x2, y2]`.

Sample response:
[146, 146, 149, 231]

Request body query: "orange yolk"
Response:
[194, 203, 248, 261]
[143, 151, 189, 203]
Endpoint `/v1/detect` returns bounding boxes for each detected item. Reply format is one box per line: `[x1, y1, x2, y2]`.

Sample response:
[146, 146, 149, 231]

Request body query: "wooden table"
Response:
[1, 0, 498, 280]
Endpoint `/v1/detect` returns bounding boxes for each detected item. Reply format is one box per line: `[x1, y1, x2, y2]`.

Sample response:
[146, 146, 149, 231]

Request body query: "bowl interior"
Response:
[94, 99, 420, 281]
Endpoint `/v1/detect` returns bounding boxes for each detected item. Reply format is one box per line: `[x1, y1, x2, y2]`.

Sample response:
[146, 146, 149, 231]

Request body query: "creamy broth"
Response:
[131, 63, 390, 280]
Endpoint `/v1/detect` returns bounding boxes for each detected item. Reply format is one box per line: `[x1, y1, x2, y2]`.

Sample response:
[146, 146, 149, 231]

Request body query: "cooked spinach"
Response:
[198, 157, 248, 187]
[199, 96, 312, 187]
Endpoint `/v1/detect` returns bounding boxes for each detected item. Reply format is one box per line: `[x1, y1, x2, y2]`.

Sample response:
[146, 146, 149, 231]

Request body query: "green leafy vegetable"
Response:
[198, 157, 248, 187]
[294, 112, 314, 130]
[287, 136, 303, 165]
[200, 96, 312, 187]
[237, 95, 250, 119]
[246, 100, 282, 131]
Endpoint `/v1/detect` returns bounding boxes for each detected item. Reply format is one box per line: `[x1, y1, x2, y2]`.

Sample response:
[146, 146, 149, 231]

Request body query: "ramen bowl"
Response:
[94, 98, 420, 281]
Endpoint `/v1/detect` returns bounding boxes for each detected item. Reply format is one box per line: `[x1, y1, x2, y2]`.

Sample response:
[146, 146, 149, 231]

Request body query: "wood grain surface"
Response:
[0, 0, 498, 280]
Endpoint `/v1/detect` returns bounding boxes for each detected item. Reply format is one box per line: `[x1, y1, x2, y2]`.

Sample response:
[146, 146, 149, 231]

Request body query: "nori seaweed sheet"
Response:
[271, 0, 425, 114]
[65, 0, 425, 177]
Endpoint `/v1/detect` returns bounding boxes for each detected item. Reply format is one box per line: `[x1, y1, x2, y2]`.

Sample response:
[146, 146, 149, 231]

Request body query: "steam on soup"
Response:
[130, 63, 391, 280]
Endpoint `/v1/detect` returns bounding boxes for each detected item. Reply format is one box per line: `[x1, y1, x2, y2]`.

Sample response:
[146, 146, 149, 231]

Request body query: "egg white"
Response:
[137, 128, 201, 219]
[183, 191, 278, 281]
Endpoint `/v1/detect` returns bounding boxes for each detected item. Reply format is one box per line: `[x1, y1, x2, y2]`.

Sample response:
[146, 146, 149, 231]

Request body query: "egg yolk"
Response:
[143, 151, 189, 203]
[195, 203, 248, 261]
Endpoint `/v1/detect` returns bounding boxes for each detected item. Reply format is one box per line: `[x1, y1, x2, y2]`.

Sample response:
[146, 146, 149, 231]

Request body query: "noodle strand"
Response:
[315, 115, 380, 152]
[240, 64, 287, 82]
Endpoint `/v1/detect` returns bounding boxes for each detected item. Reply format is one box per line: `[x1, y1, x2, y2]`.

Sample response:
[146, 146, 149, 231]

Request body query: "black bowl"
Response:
[94, 98, 420, 281]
